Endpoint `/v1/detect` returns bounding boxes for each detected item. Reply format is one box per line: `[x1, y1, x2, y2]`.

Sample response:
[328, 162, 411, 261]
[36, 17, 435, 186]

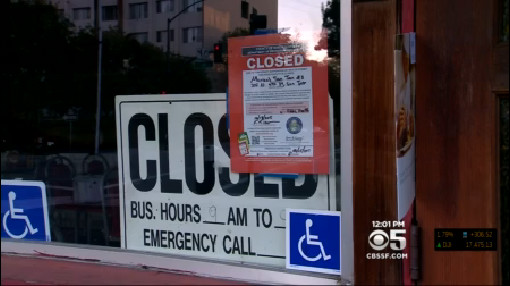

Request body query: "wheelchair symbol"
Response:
[298, 219, 331, 262]
[2, 191, 38, 239]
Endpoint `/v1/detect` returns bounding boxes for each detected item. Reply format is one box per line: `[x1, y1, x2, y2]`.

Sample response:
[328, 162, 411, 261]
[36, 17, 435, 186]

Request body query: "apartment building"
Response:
[48, 0, 277, 59]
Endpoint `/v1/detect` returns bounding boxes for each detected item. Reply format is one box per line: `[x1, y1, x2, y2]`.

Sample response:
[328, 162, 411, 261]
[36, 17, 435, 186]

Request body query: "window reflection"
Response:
[3, 0, 340, 248]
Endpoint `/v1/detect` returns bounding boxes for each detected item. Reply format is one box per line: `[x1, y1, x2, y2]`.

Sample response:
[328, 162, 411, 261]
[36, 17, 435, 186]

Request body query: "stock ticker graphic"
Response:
[434, 228, 497, 251]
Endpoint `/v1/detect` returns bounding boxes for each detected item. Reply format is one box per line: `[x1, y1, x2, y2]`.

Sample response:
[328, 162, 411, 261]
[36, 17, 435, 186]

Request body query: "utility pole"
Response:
[94, 0, 103, 154]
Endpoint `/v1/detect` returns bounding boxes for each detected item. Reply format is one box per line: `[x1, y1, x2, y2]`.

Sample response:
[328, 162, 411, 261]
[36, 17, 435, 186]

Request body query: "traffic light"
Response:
[213, 43, 222, 63]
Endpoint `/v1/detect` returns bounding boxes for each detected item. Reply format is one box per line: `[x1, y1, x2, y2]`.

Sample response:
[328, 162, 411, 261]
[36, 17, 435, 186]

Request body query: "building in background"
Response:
[48, 0, 277, 59]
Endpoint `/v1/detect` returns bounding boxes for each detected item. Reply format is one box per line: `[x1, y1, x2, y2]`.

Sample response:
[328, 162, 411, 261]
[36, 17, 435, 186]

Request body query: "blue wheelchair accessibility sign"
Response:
[1, 180, 51, 242]
[286, 209, 341, 275]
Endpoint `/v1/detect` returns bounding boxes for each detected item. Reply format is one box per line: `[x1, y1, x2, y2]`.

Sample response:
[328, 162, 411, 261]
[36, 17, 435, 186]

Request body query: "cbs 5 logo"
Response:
[368, 229, 406, 251]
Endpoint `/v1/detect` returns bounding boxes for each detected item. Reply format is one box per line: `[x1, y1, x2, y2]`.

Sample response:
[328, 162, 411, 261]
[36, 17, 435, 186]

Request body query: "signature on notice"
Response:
[288, 146, 312, 156]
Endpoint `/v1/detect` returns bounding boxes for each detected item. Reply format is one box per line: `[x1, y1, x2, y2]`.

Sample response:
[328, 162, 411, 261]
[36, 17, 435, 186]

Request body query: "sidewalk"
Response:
[1, 254, 250, 285]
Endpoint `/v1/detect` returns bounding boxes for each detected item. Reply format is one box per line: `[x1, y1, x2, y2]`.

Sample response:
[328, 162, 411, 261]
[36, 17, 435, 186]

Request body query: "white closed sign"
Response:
[115, 93, 335, 267]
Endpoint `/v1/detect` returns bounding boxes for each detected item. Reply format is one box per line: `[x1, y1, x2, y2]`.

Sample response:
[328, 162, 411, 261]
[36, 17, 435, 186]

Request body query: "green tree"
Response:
[3, 0, 210, 152]
[322, 0, 340, 58]
[321, 0, 341, 180]
[3, 0, 75, 151]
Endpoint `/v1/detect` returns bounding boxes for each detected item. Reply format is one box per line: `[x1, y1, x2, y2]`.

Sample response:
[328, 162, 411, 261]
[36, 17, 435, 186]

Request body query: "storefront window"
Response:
[3, 0, 341, 273]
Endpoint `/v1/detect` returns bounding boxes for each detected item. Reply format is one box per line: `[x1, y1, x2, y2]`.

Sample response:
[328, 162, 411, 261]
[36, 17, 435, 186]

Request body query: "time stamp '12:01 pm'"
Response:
[434, 228, 497, 251]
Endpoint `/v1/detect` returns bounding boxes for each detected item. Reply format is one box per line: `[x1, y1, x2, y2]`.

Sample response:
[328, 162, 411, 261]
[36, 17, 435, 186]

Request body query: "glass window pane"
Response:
[157, 0, 174, 14]
[241, 1, 249, 18]
[129, 32, 148, 43]
[129, 2, 148, 19]
[102, 6, 118, 21]
[4, 0, 341, 269]
[73, 8, 91, 20]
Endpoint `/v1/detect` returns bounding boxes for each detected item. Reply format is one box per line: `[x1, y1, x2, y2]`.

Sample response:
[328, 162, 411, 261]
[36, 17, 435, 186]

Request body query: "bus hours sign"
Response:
[116, 93, 335, 268]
